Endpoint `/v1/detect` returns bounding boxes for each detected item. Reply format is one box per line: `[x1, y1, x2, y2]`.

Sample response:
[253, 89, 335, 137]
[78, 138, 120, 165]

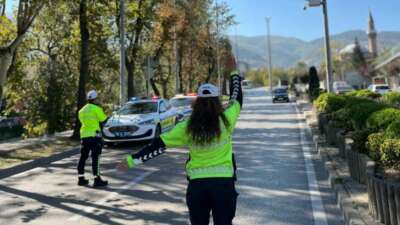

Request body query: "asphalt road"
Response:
[0, 88, 344, 225]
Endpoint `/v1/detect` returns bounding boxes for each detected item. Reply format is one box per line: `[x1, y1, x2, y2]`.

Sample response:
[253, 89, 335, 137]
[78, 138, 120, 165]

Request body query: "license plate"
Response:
[115, 132, 130, 137]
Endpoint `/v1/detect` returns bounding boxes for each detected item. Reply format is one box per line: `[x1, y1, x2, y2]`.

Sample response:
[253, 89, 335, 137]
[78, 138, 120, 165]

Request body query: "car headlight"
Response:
[138, 119, 155, 126]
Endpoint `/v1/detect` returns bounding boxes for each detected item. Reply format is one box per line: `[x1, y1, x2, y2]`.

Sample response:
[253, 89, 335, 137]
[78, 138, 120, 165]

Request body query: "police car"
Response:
[102, 97, 179, 144]
[169, 94, 197, 121]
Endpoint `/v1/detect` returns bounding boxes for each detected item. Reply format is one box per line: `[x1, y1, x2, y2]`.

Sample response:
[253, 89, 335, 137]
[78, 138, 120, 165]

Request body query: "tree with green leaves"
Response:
[351, 37, 368, 76]
[0, 0, 45, 110]
[308, 66, 320, 100]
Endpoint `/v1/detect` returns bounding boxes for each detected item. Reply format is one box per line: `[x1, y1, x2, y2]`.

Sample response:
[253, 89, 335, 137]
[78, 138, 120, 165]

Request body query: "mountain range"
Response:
[229, 30, 400, 69]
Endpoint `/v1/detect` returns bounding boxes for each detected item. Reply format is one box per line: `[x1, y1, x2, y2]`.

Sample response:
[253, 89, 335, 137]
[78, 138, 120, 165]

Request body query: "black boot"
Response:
[93, 176, 108, 187]
[78, 177, 89, 186]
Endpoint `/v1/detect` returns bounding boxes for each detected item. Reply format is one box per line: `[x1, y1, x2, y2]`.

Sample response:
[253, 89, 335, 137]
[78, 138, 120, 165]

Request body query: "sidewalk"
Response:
[0, 130, 79, 170]
[297, 100, 382, 225]
[0, 130, 73, 154]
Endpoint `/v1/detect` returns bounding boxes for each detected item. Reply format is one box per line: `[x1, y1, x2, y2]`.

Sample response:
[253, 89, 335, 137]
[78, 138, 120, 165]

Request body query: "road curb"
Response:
[0, 147, 80, 179]
[298, 103, 380, 225]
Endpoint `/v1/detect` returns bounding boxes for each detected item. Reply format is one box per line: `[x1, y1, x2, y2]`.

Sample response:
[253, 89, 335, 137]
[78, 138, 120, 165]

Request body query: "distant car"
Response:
[242, 80, 253, 89]
[170, 94, 197, 121]
[368, 84, 391, 95]
[272, 88, 289, 103]
[333, 81, 354, 95]
[102, 97, 179, 144]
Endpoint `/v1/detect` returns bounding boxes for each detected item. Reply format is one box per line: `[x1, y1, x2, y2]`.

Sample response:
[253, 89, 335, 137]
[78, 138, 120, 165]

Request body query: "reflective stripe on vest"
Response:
[187, 165, 234, 178]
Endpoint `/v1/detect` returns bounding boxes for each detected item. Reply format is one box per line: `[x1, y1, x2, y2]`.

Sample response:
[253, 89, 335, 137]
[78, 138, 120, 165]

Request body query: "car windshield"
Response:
[117, 102, 158, 115]
[170, 98, 195, 107]
[376, 86, 389, 90]
[274, 89, 287, 94]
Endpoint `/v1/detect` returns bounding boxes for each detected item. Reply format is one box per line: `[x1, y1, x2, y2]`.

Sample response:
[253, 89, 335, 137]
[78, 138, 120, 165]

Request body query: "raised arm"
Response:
[122, 121, 188, 169]
[125, 138, 166, 168]
[229, 70, 243, 108]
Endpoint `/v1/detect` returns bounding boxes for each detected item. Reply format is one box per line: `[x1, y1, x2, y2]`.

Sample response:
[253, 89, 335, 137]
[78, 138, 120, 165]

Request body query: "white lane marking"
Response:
[68, 170, 156, 222]
[295, 105, 329, 225]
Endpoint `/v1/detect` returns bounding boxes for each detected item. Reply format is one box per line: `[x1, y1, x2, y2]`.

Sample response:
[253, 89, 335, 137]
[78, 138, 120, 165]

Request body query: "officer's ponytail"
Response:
[187, 97, 229, 146]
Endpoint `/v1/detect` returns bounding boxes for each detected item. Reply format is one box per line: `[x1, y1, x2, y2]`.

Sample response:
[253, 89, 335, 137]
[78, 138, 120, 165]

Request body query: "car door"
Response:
[164, 100, 177, 129]
[159, 100, 173, 131]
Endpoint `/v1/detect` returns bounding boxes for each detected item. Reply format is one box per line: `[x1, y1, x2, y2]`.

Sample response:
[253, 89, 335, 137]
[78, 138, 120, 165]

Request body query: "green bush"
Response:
[366, 108, 400, 131]
[347, 102, 387, 129]
[344, 96, 374, 107]
[380, 139, 400, 170]
[366, 132, 385, 160]
[23, 122, 47, 138]
[331, 108, 353, 131]
[314, 93, 346, 113]
[385, 120, 400, 139]
[381, 92, 400, 106]
[351, 129, 374, 154]
[346, 89, 381, 99]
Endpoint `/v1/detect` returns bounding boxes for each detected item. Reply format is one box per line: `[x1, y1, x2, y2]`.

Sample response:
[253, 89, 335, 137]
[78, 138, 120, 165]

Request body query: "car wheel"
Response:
[155, 124, 162, 138]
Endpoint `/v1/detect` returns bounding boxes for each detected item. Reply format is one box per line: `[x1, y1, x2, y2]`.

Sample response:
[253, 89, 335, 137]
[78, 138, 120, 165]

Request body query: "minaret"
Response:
[367, 10, 378, 58]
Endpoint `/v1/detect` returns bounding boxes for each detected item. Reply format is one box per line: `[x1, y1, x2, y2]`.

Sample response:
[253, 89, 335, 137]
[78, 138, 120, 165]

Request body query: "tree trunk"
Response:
[0, 48, 14, 110]
[72, 0, 90, 140]
[126, 55, 135, 98]
[126, 0, 145, 99]
[178, 47, 184, 93]
[149, 78, 160, 96]
[46, 54, 61, 134]
[188, 41, 194, 91]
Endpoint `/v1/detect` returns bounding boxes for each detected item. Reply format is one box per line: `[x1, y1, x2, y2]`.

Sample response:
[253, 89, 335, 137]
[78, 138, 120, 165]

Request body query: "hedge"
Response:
[381, 92, 400, 106]
[346, 89, 381, 99]
[366, 132, 385, 160]
[314, 93, 346, 113]
[385, 120, 400, 139]
[351, 129, 374, 154]
[331, 108, 353, 131]
[380, 139, 400, 170]
[347, 101, 387, 129]
[366, 108, 400, 131]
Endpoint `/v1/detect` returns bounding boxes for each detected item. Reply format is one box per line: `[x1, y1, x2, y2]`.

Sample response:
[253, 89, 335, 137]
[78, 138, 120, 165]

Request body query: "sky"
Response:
[5, 0, 400, 41]
[225, 0, 400, 41]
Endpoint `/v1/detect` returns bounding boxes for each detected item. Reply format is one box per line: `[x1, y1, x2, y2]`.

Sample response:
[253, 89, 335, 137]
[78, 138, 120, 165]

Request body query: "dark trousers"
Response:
[77, 137, 103, 176]
[186, 178, 238, 225]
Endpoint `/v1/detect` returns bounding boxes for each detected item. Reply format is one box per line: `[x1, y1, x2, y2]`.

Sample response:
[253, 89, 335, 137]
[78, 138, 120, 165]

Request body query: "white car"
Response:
[333, 81, 354, 95]
[242, 80, 253, 89]
[368, 84, 391, 95]
[103, 98, 178, 143]
[170, 94, 197, 121]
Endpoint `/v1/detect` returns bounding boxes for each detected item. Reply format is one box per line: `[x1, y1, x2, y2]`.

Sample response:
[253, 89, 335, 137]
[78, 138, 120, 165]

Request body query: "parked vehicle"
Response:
[368, 84, 391, 95]
[0, 117, 25, 140]
[333, 81, 354, 95]
[242, 80, 253, 89]
[170, 94, 197, 121]
[272, 88, 289, 103]
[102, 97, 179, 144]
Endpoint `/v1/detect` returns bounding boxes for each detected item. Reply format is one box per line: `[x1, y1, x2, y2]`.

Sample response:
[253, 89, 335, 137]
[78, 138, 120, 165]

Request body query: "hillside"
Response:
[229, 30, 400, 69]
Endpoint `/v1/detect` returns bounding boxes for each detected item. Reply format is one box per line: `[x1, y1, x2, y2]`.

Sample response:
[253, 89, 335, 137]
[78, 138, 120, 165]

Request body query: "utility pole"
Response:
[265, 17, 273, 93]
[216, 0, 221, 94]
[322, 0, 333, 93]
[304, 0, 333, 93]
[119, 0, 126, 104]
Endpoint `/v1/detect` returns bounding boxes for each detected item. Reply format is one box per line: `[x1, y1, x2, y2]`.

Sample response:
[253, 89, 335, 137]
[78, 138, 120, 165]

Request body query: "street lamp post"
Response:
[305, 0, 333, 93]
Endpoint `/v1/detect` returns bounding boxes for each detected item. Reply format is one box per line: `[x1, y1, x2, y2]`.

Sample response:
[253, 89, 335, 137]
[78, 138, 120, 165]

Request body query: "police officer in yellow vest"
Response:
[77, 90, 108, 187]
[118, 71, 243, 225]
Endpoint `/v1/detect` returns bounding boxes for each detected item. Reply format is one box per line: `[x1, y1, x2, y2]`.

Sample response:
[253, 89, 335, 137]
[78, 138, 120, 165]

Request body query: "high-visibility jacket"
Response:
[126, 73, 243, 180]
[160, 101, 240, 180]
[78, 103, 107, 139]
